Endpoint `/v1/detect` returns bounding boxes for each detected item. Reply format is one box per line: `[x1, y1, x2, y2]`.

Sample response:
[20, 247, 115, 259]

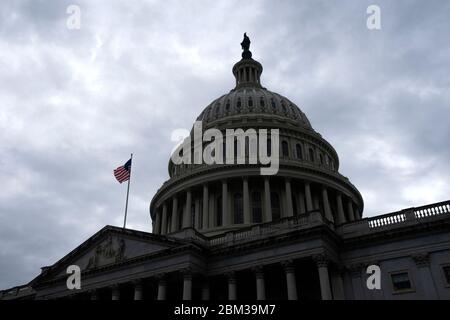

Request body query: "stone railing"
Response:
[414, 201, 450, 219]
[367, 211, 407, 228]
[340, 200, 450, 237]
[208, 210, 323, 247]
[172, 200, 450, 245]
[368, 200, 450, 229]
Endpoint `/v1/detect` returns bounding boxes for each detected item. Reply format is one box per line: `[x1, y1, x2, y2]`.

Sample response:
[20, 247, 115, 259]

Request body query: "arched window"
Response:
[282, 141, 289, 157]
[215, 103, 220, 116]
[251, 192, 262, 223]
[271, 192, 281, 221]
[233, 193, 243, 224]
[259, 97, 265, 108]
[216, 196, 222, 227]
[320, 153, 324, 165]
[281, 100, 287, 113]
[271, 98, 276, 109]
[248, 97, 253, 107]
[237, 98, 242, 109]
[296, 144, 303, 159]
[226, 100, 230, 112]
[309, 148, 315, 162]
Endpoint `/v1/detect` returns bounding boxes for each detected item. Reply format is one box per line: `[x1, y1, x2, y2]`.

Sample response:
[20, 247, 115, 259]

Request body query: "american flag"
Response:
[113, 158, 132, 183]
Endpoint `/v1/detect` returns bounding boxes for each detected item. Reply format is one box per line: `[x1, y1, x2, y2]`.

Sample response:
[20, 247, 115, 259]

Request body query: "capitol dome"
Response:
[196, 86, 313, 131]
[150, 34, 364, 236]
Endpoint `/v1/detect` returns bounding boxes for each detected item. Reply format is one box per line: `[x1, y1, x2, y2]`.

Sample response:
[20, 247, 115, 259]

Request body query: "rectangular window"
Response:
[391, 272, 412, 293]
[443, 265, 450, 285]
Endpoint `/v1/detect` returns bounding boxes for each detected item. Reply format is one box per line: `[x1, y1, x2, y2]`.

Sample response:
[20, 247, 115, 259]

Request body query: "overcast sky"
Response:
[1, 0, 449, 290]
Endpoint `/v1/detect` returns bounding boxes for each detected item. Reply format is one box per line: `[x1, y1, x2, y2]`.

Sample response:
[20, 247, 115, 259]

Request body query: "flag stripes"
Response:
[114, 158, 132, 183]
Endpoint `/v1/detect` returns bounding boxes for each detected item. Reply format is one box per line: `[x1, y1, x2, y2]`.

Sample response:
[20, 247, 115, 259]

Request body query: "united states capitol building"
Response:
[2, 36, 450, 301]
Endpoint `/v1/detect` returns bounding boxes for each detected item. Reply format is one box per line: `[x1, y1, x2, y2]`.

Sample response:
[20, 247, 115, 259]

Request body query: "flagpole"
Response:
[123, 153, 133, 229]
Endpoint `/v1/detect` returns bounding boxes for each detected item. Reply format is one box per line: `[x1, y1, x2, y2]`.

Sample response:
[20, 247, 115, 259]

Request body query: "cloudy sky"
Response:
[1, 0, 449, 289]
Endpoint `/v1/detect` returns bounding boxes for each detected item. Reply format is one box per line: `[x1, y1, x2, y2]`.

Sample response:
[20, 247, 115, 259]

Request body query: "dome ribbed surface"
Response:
[196, 87, 313, 130]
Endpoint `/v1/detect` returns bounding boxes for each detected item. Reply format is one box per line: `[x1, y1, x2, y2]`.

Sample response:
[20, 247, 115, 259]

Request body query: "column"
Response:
[331, 271, 345, 300]
[321, 187, 334, 223]
[161, 203, 168, 235]
[243, 178, 251, 224]
[201, 278, 210, 300]
[227, 272, 237, 300]
[133, 279, 143, 300]
[285, 178, 294, 217]
[89, 289, 98, 300]
[354, 205, 361, 220]
[182, 270, 192, 300]
[298, 190, 306, 214]
[194, 199, 201, 229]
[282, 260, 298, 300]
[202, 184, 209, 230]
[171, 196, 178, 232]
[155, 210, 162, 234]
[348, 264, 365, 300]
[347, 199, 356, 221]
[336, 193, 346, 224]
[157, 275, 167, 300]
[412, 253, 439, 299]
[264, 178, 272, 222]
[222, 180, 229, 226]
[254, 266, 266, 300]
[183, 189, 192, 228]
[304, 182, 313, 211]
[111, 284, 120, 300]
[314, 254, 332, 300]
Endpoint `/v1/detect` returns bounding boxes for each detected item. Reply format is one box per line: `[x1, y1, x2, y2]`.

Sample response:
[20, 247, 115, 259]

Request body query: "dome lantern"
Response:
[232, 33, 263, 89]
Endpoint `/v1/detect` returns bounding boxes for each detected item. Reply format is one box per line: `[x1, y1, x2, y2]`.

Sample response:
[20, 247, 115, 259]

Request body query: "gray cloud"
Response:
[0, 0, 449, 289]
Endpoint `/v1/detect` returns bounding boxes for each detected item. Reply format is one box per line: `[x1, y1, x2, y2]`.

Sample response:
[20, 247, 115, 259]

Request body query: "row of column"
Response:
[76, 255, 339, 301]
[89, 279, 144, 301]
[91, 256, 333, 301]
[154, 178, 359, 234]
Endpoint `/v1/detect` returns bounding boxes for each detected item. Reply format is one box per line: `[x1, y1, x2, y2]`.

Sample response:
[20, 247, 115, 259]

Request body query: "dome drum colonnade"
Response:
[150, 35, 363, 237]
[151, 174, 361, 236]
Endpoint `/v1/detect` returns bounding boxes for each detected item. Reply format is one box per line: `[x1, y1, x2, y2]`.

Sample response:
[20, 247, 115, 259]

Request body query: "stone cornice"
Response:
[341, 217, 450, 250]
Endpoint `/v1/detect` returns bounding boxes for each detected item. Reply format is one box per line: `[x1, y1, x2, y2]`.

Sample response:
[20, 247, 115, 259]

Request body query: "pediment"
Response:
[65, 234, 172, 273]
[33, 226, 181, 282]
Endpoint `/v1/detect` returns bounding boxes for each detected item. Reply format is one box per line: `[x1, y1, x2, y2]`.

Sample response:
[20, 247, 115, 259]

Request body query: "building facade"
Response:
[2, 36, 450, 300]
